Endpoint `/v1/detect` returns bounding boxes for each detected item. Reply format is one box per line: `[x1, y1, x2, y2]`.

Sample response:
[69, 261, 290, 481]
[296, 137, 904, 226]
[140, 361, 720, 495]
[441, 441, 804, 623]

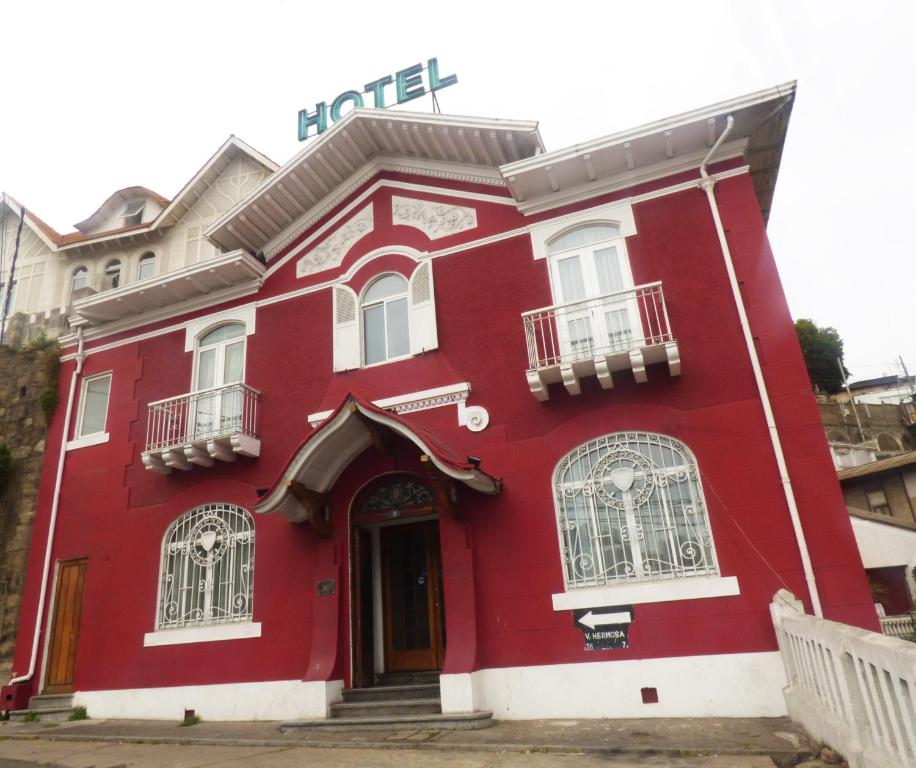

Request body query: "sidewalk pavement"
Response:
[0, 716, 814, 766]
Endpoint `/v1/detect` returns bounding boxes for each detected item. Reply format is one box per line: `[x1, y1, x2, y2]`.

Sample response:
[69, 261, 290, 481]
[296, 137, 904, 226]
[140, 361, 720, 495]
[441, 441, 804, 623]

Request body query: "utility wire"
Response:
[0, 205, 25, 345]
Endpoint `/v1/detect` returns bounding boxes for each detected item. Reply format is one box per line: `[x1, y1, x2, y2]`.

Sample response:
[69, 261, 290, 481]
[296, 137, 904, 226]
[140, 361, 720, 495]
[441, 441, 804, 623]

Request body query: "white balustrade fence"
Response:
[880, 615, 916, 641]
[771, 590, 916, 768]
[522, 281, 673, 371]
[146, 383, 260, 453]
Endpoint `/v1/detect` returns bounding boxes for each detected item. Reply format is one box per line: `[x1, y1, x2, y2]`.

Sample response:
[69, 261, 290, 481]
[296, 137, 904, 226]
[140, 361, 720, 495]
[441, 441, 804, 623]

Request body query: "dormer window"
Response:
[121, 200, 145, 227]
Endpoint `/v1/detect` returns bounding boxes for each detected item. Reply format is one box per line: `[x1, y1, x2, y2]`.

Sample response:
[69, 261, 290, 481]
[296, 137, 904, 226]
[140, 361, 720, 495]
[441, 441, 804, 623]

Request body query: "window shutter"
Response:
[408, 261, 438, 354]
[332, 285, 360, 372]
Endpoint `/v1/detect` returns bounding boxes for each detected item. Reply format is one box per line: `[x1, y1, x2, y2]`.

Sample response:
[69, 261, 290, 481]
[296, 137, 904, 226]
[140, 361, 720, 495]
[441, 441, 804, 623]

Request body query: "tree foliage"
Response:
[795, 318, 848, 394]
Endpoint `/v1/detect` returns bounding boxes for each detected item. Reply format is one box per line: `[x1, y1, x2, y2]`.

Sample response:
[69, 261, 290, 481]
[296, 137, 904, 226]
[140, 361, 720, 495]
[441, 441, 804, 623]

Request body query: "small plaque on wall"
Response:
[316, 579, 336, 596]
[573, 606, 633, 650]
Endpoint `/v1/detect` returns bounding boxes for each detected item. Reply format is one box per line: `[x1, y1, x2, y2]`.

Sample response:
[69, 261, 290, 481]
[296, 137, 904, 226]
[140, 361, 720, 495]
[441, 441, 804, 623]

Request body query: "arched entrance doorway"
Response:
[351, 474, 445, 688]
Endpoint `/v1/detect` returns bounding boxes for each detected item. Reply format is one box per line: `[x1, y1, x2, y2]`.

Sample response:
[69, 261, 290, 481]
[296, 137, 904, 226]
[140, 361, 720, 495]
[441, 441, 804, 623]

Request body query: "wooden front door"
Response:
[44, 558, 87, 694]
[382, 521, 444, 672]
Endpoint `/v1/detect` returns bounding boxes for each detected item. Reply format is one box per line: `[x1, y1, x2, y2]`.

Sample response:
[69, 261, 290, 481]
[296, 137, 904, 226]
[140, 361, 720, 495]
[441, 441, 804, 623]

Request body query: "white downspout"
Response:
[9, 327, 86, 685]
[699, 116, 823, 617]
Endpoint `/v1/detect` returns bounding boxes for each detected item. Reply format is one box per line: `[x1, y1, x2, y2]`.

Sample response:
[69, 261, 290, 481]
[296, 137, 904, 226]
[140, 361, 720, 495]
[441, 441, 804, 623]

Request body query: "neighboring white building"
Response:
[0, 136, 276, 344]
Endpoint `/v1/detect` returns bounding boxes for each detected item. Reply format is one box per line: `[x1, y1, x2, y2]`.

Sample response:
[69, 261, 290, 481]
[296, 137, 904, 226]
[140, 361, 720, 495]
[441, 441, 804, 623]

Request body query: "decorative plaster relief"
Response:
[296, 204, 374, 278]
[391, 196, 477, 240]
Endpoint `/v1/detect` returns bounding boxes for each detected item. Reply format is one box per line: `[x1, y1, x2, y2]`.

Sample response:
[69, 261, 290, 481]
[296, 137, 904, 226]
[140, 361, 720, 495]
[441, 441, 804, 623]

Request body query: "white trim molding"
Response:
[307, 382, 490, 432]
[551, 575, 740, 611]
[527, 199, 637, 261]
[183, 305, 257, 352]
[143, 622, 262, 647]
[65, 432, 110, 451]
[391, 195, 477, 239]
[74, 678, 343, 721]
[440, 651, 787, 719]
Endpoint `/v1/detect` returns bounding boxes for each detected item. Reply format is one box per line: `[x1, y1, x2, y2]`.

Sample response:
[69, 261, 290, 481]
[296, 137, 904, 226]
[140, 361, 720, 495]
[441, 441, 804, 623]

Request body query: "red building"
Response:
[3, 82, 878, 723]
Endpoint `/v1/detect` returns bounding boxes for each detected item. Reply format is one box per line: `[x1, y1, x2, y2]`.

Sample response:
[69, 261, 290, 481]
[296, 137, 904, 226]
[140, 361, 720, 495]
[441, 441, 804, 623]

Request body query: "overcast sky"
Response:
[2, 1, 913, 381]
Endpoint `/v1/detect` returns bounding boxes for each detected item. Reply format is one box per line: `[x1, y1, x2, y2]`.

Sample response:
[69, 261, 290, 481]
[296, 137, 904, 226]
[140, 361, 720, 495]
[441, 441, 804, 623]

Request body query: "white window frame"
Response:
[137, 252, 157, 281]
[71, 266, 89, 293]
[332, 260, 438, 372]
[551, 432, 739, 610]
[145, 503, 258, 646]
[360, 273, 412, 367]
[189, 323, 247, 441]
[67, 372, 112, 451]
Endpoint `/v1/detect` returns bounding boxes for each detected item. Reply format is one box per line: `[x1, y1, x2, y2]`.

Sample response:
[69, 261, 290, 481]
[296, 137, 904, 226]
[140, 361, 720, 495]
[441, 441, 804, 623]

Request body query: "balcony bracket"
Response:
[560, 364, 581, 396]
[594, 357, 614, 390]
[207, 439, 237, 463]
[231, 434, 261, 458]
[185, 444, 214, 467]
[629, 349, 647, 384]
[665, 341, 681, 377]
[526, 370, 550, 402]
[163, 448, 191, 471]
[142, 451, 171, 475]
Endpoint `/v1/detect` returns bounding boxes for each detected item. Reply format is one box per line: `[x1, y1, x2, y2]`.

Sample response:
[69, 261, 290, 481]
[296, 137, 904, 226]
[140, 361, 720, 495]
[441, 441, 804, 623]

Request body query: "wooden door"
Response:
[352, 528, 375, 688]
[44, 558, 87, 694]
[382, 521, 444, 672]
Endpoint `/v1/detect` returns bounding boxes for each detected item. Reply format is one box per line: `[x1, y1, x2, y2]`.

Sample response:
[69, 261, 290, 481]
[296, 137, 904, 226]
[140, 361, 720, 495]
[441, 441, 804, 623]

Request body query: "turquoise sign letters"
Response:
[298, 58, 457, 141]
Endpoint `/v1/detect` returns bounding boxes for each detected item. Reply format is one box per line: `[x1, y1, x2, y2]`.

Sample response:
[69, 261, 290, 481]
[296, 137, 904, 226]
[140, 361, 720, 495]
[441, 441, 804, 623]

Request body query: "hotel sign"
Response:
[298, 58, 458, 141]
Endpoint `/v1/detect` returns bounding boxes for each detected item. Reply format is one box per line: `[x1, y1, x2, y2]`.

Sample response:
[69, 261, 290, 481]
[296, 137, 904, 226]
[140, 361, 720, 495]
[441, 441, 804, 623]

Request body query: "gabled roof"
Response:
[207, 110, 543, 255]
[0, 193, 64, 249]
[3, 135, 277, 254]
[255, 393, 500, 522]
[73, 186, 170, 233]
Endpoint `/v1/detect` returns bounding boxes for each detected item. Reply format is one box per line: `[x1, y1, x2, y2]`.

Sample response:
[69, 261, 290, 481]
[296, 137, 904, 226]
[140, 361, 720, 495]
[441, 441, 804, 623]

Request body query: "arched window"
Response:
[157, 503, 254, 630]
[546, 223, 639, 357]
[105, 259, 121, 289]
[192, 323, 246, 439]
[137, 252, 156, 281]
[362, 273, 410, 365]
[553, 432, 718, 589]
[71, 266, 88, 293]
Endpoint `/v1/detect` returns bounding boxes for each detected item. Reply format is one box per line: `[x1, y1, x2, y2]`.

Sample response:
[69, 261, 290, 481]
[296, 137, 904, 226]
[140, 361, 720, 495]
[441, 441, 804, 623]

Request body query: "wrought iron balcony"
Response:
[522, 281, 681, 400]
[142, 383, 261, 474]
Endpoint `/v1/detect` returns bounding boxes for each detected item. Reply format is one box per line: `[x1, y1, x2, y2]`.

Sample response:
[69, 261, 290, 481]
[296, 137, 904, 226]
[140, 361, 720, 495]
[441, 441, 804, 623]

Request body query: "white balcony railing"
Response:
[142, 382, 261, 474]
[522, 281, 681, 400]
[771, 590, 916, 768]
[880, 614, 916, 640]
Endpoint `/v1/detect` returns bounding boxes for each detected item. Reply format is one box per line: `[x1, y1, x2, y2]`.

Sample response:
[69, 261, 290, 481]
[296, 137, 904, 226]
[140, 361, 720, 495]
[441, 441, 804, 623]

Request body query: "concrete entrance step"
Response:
[342, 683, 441, 703]
[331, 697, 442, 719]
[28, 694, 74, 710]
[374, 671, 440, 686]
[9, 707, 76, 723]
[280, 710, 494, 732]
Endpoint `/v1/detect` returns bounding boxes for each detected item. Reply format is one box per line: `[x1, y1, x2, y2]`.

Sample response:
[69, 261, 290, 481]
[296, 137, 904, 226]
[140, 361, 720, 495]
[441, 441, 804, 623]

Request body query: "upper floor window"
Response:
[121, 200, 145, 227]
[137, 252, 156, 281]
[77, 373, 112, 438]
[105, 260, 121, 289]
[547, 224, 639, 357]
[156, 503, 254, 630]
[362, 274, 410, 365]
[192, 323, 246, 439]
[553, 432, 719, 590]
[332, 261, 438, 372]
[71, 266, 89, 293]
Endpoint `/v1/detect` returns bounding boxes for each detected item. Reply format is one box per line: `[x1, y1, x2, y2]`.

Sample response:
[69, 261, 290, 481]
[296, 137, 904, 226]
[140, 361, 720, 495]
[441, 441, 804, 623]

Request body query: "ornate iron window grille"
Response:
[157, 503, 254, 630]
[554, 432, 719, 590]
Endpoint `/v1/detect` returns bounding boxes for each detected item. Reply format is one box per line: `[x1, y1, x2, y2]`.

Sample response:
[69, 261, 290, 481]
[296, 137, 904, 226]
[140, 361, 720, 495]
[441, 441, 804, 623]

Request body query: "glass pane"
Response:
[594, 246, 625, 294]
[222, 341, 244, 384]
[557, 255, 587, 302]
[196, 348, 216, 390]
[604, 308, 633, 351]
[363, 304, 386, 365]
[386, 297, 409, 358]
[567, 316, 594, 356]
[199, 323, 245, 347]
[72, 269, 88, 290]
[80, 376, 110, 436]
[364, 274, 407, 303]
[548, 224, 620, 254]
[137, 256, 156, 280]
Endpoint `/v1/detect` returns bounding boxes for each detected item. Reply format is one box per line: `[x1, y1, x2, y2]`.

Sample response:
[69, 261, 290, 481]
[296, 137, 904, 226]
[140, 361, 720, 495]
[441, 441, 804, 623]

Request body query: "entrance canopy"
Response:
[254, 393, 500, 525]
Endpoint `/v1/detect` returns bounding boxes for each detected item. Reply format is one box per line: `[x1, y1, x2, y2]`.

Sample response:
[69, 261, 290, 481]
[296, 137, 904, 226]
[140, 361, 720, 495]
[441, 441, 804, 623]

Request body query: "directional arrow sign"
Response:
[577, 609, 632, 630]
[572, 605, 633, 650]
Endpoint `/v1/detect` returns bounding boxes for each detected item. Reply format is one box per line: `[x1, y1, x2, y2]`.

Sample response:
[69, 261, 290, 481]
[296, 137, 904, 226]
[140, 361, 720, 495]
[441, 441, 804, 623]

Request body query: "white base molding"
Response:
[74, 679, 343, 721]
[441, 652, 787, 719]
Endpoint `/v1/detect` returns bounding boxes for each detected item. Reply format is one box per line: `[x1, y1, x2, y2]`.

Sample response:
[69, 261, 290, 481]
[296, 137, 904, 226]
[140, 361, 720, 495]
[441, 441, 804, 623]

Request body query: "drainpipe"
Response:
[699, 116, 823, 618]
[9, 327, 86, 685]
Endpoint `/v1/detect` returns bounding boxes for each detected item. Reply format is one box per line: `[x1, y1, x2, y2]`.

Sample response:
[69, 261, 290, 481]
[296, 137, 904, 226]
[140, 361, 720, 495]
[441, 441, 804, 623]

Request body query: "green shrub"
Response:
[68, 706, 87, 721]
[22, 712, 37, 722]
[179, 714, 201, 727]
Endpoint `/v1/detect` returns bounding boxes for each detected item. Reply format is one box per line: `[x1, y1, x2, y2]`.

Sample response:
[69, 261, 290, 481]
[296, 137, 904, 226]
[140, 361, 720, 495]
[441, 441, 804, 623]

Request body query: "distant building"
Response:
[0, 138, 276, 345]
[835, 374, 916, 407]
